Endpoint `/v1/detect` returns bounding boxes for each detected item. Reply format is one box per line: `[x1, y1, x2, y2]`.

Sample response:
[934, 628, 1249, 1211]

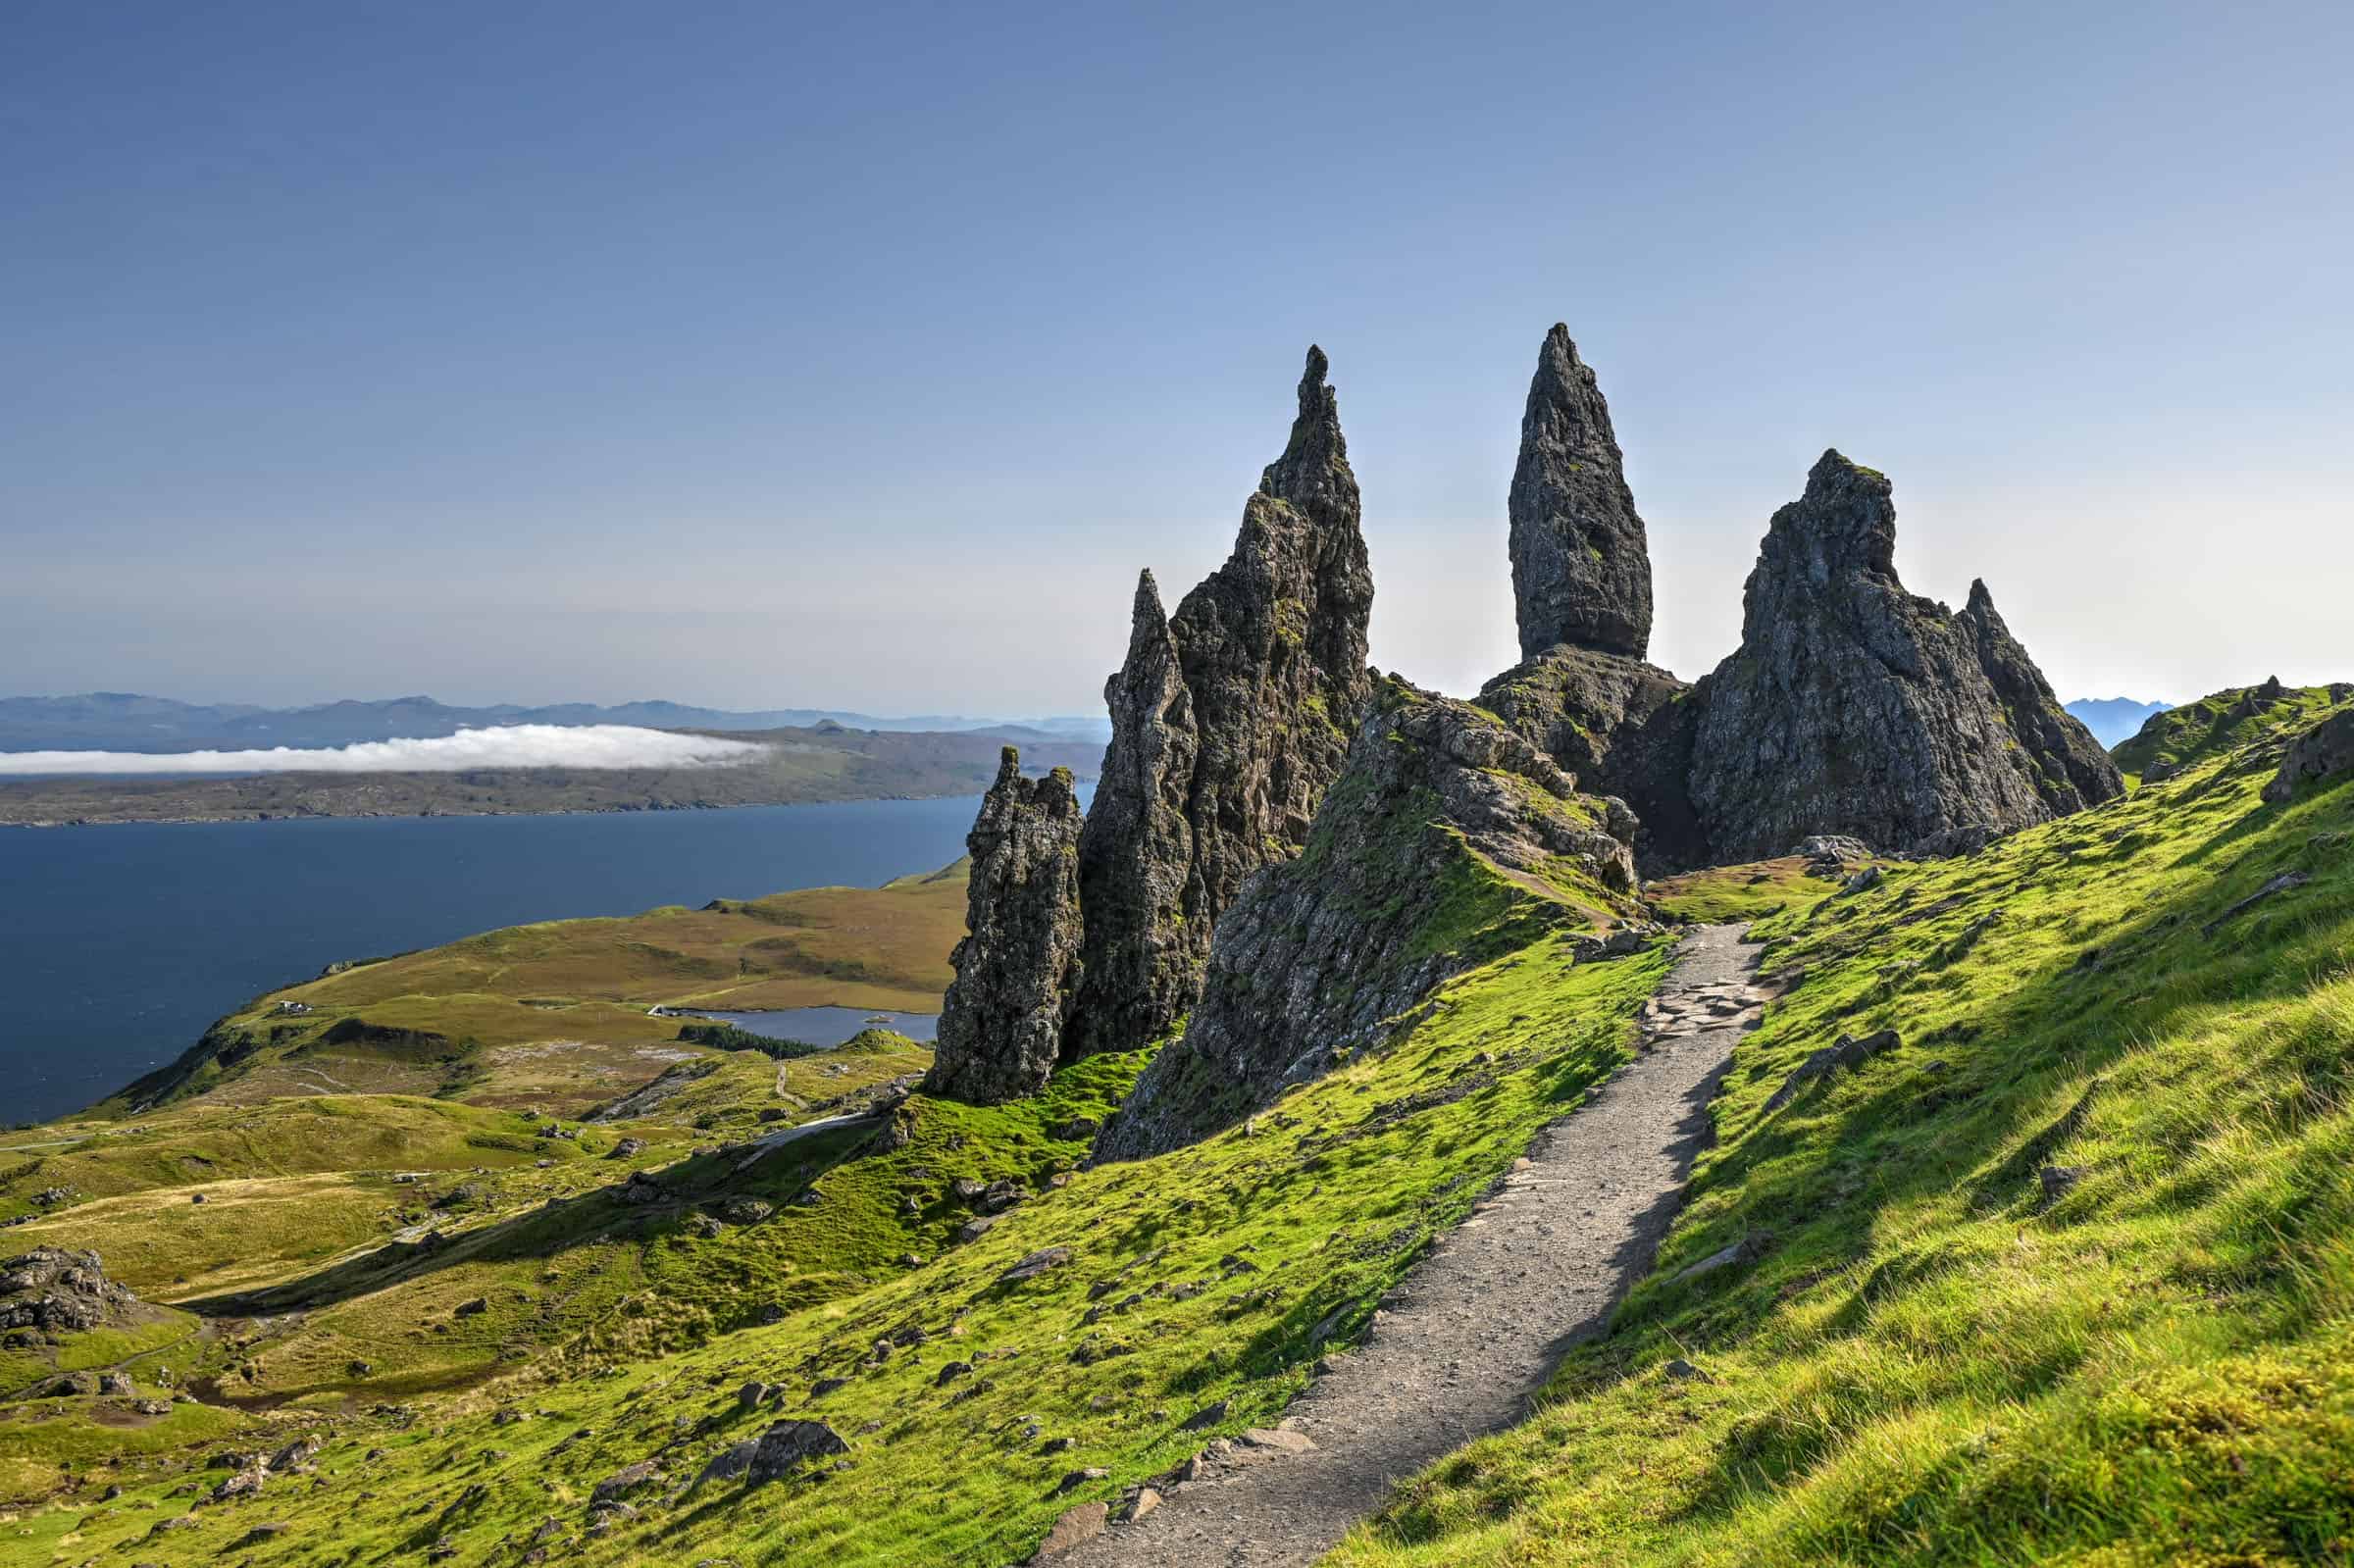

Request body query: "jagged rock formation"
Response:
[1096, 683, 1637, 1161]
[1688, 451, 2121, 863]
[1958, 580, 2125, 813]
[922, 750, 1085, 1104]
[1067, 572, 1198, 1057]
[1508, 326, 1654, 660]
[1066, 347, 1375, 1057]
[1477, 645, 1703, 871]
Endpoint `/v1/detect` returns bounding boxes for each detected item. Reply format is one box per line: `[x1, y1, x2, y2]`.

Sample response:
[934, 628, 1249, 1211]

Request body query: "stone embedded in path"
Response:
[1032, 1501, 1109, 1559]
[2265, 706, 2354, 803]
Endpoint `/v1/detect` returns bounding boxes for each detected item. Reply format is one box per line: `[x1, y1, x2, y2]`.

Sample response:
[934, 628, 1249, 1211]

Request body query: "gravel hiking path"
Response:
[1051, 923, 1766, 1568]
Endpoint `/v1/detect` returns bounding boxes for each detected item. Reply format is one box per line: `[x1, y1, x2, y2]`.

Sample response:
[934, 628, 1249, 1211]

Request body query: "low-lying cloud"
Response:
[0, 725, 774, 777]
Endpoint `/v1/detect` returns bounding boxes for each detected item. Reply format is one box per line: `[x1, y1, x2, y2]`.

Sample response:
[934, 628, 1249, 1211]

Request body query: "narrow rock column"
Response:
[1508, 325, 1655, 660]
[1959, 579, 2125, 813]
[923, 748, 1085, 1105]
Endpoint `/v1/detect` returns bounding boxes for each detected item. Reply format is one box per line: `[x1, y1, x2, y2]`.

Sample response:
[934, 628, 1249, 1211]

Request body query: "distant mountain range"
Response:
[2064, 697, 2175, 749]
[0, 693, 1112, 753]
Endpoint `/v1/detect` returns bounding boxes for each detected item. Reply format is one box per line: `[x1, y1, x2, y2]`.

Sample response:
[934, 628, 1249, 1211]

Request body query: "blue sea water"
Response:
[0, 798, 991, 1124]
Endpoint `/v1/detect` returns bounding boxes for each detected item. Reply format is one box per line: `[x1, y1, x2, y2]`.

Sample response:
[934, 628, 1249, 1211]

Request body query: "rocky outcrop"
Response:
[1477, 644, 1703, 871]
[1096, 683, 1636, 1161]
[1508, 326, 1654, 660]
[1958, 580, 2124, 814]
[924, 750, 1085, 1104]
[1066, 348, 1375, 1058]
[2264, 705, 2354, 803]
[1688, 450, 2113, 863]
[1067, 573, 1198, 1058]
[1, 1248, 141, 1344]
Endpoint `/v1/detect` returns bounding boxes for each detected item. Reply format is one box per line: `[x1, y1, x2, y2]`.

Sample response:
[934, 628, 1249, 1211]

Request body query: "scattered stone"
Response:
[1179, 1398, 1230, 1432]
[1, 1248, 141, 1342]
[452, 1297, 488, 1319]
[1764, 1030, 1902, 1113]
[744, 1420, 848, 1485]
[1662, 1358, 1715, 1383]
[720, 1197, 773, 1225]
[1118, 1486, 1162, 1523]
[695, 1440, 760, 1487]
[2203, 871, 2312, 936]
[1672, 1231, 1773, 1285]
[1054, 1466, 1109, 1494]
[1238, 1427, 1316, 1454]
[1030, 1500, 1108, 1559]
[998, 1247, 1072, 1285]
[589, 1460, 662, 1505]
[2038, 1165, 2087, 1208]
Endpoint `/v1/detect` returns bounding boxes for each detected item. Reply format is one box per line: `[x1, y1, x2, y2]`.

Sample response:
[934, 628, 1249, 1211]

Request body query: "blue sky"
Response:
[4, 0, 2347, 714]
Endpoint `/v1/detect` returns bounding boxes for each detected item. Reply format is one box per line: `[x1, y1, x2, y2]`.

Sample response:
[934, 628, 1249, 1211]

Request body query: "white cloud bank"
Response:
[0, 725, 774, 778]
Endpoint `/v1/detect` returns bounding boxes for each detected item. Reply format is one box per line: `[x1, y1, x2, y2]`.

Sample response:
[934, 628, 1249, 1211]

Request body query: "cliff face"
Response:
[1687, 451, 2109, 862]
[923, 750, 1085, 1105]
[1067, 347, 1375, 1058]
[1508, 326, 1655, 660]
[1095, 683, 1639, 1161]
[1958, 579, 2125, 815]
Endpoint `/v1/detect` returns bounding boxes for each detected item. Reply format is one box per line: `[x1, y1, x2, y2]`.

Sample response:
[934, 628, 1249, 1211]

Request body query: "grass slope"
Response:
[89, 863, 967, 1117]
[1323, 685, 2354, 1567]
[0, 863, 1666, 1564]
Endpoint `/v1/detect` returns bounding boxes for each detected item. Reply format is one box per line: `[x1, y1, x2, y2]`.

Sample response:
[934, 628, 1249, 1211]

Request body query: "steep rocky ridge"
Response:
[1096, 683, 1640, 1161]
[1687, 450, 2118, 862]
[1064, 347, 1375, 1058]
[1958, 579, 2124, 813]
[923, 749, 1086, 1104]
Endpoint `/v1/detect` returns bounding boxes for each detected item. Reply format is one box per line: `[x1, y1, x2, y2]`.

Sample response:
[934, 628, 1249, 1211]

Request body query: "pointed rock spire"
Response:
[924, 748, 1086, 1104]
[1691, 452, 2114, 861]
[1958, 580, 2125, 813]
[1509, 325, 1655, 659]
[1068, 572, 1200, 1058]
[1065, 347, 1376, 1059]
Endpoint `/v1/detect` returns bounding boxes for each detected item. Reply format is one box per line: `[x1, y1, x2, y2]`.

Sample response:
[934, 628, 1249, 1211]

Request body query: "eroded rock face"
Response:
[2264, 705, 2354, 803]
[1067, 347, 1375, 1057]
[1688, 451, 2098, 862]
[1508, 325, 1654, 660]
[1068, 572, 1198, 1058]
[0, 1248, 139, 1342]
[1958, 580, 2124, 815]
[924, 749, 1085, 1104]
[1477, 643, 1702, 871]
[1096, 684, 1633, 1161]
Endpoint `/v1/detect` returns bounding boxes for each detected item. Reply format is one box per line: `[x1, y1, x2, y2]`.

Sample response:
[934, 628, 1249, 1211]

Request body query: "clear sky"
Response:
[4, 0, 2348, 716]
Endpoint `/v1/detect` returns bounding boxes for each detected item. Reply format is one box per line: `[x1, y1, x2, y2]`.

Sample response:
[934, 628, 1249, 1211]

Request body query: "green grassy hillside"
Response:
[89, 862, 967, 1117]
[1324, 685, 2354, 1566]
[5, 688, 2349, 1568]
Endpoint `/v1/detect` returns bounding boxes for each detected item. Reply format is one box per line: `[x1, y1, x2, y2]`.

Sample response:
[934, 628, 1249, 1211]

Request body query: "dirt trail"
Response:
[1055, 923, 1765, 1567]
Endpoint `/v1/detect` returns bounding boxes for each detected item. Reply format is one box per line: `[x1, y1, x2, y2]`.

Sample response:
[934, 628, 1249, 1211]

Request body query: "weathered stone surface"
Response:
[1509, 325, 1654, 659]
[1689, 452, 2103, 863]
[1067, 347, 1375, 1058]
[0, 1248, 140, 1341]
[925, 749, 1085, 1104]
[745, 1420, 848, 1485]
[1068, 571, 1198, 1057]
[1958, 580, 2124, 814]
[2264, 706, 2354, 803]
[1097, 684, 1636, 1160]
[1478, 643, 1702, 872]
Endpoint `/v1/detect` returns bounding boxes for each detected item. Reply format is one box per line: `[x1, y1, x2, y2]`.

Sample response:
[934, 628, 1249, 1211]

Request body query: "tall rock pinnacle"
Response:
[1959, 579, 2125, 813]
[1067, 572, 1199, 1057]
[1688, 450, 2110, 861]
[923, 749, 1085, 1104]
[1068, 347, 1376, 1058]
[1508, 325, 1655, 659]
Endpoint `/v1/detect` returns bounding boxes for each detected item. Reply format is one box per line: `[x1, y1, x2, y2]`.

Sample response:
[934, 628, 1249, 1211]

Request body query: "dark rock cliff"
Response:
[1957, 579, 2125, 815]
[924, 749, 1086, 1104]
[1095, 683, 1638, 1161]
[1687, 450, 2101, 862]
[1067, 347, 1376, 1057]
[1508, 325, 1655, 661]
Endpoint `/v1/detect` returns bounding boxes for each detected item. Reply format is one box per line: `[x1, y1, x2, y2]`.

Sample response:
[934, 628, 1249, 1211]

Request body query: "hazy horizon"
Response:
[6, 2, 2348, 714]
